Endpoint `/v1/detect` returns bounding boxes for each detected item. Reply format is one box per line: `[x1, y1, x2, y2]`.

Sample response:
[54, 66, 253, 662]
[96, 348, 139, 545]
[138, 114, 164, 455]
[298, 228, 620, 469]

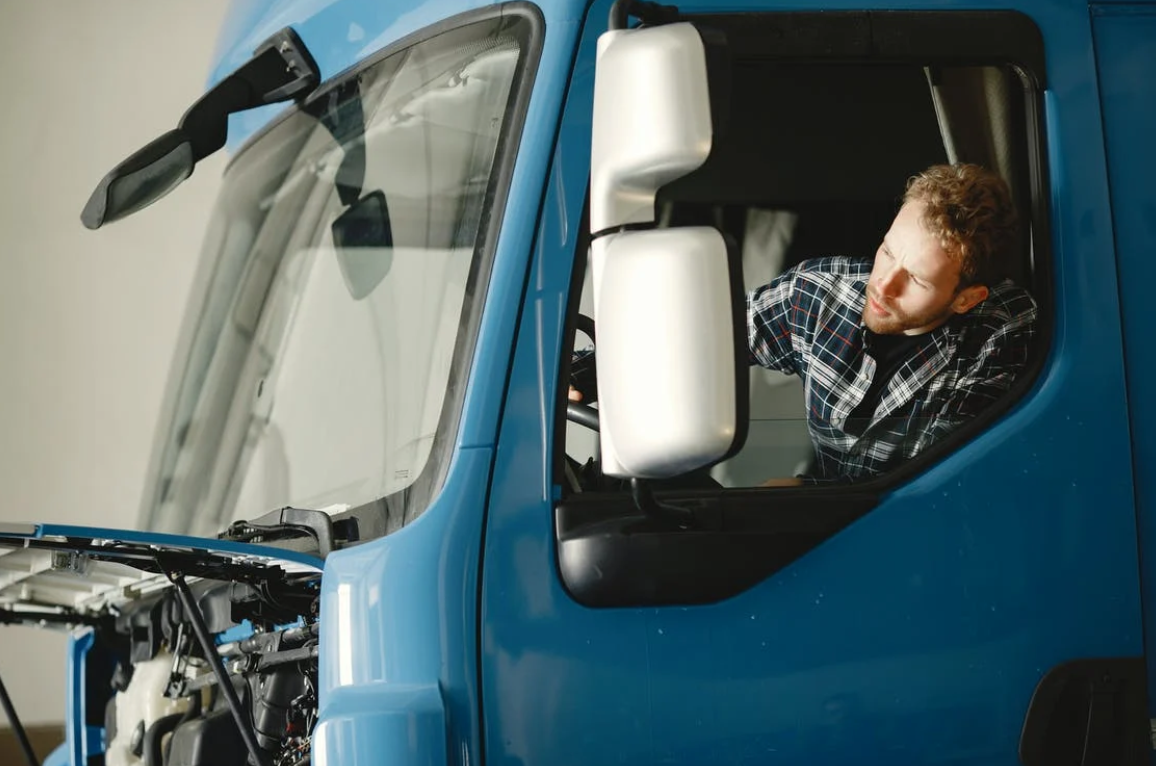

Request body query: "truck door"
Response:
[480, 3, 1149, 764]
[1093, 1, 1156, 747]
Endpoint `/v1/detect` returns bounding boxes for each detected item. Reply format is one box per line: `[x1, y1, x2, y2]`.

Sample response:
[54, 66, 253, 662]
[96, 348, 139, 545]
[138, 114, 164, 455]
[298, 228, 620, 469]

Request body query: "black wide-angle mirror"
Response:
[333, 191, 394, 300]
[81, 130, 194, 230]
[81, 27, 320, 230]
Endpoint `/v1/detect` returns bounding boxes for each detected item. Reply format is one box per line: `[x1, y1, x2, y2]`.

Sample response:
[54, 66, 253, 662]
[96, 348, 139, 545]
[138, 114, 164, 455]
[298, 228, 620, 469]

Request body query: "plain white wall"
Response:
[0, 1, 230, 724]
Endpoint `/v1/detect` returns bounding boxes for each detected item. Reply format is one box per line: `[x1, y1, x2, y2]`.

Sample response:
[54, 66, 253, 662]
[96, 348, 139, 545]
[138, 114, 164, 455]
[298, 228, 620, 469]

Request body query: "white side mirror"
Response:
[592, 228, 744, 478]
[589, 20, 745, 479]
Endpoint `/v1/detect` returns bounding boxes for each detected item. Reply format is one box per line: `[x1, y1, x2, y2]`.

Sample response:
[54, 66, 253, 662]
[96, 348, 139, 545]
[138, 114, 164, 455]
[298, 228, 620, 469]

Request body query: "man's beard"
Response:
[862, 290, 955, 335]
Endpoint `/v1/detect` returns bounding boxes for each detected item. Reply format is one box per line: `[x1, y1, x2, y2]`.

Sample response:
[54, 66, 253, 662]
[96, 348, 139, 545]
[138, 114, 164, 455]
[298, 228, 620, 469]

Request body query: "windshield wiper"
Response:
[221, 507, 358, 558]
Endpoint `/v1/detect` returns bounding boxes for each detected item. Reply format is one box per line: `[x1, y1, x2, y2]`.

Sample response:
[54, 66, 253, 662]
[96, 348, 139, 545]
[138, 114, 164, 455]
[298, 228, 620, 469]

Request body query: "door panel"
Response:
[1093, 1, 1156, 734]
[480, 2, 1146, 764]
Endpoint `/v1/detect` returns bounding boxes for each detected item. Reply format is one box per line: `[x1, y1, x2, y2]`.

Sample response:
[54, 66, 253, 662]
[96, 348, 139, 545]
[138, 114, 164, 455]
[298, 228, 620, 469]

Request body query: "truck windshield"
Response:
[139, 16, 533, 541]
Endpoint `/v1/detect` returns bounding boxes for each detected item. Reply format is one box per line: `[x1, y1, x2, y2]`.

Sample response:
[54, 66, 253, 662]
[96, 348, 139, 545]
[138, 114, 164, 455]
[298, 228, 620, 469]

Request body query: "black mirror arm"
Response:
[179, 27, 321, 162]
[81, 27, 321, 230]
[256, 29, 322, 103]
[177, 77, 251, 162]
[609, 0, 681, 30]
[631, 478, 697, 529]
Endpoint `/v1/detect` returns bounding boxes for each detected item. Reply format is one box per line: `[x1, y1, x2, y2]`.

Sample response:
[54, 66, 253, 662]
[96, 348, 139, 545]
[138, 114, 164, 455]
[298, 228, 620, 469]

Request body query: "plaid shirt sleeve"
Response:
[922, 288, 1039, 446]
[747, 266, 803, 375]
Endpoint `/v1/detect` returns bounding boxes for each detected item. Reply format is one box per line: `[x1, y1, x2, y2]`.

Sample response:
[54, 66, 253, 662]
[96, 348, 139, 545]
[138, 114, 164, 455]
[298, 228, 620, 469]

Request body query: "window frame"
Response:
[553, 9, 1053, 607]
[139, 3, 546, 544]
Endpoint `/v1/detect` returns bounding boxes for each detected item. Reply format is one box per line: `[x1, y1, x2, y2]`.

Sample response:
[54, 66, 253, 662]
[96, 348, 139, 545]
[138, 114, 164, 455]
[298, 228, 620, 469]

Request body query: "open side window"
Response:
[667, 55, 1044, 488]
[557, 10, 1050, 607]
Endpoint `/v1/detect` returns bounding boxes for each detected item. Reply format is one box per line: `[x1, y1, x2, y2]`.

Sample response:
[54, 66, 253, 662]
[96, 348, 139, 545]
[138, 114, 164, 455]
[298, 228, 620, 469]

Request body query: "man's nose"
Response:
[877, 265, 904, 297]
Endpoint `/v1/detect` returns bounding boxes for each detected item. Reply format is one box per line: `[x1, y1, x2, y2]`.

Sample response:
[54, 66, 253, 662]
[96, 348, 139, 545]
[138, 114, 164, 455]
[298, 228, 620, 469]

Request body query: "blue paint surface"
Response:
[1092, 0, 1156, 737]
[42, 743, 69, 766]
[64, 631, 97, 766]
[313, 447, 494, 766]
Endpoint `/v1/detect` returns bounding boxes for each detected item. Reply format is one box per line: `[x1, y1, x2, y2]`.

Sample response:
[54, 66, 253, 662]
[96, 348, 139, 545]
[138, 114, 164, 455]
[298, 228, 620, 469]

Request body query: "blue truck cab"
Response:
[2, 0, 1155, 763]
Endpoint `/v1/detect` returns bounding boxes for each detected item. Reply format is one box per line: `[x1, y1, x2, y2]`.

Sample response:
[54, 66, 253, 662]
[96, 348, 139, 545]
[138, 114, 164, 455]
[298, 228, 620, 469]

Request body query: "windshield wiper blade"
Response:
[222, 507, 350, 557]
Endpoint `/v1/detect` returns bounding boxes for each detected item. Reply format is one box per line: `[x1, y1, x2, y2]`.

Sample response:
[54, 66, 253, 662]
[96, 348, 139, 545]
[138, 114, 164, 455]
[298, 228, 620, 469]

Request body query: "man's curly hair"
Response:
[903, 163, 1020, 288]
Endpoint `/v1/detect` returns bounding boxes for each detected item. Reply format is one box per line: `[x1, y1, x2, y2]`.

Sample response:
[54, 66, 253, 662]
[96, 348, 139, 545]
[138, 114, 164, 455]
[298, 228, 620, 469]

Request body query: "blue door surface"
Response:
[1093, 1, 1156, 738]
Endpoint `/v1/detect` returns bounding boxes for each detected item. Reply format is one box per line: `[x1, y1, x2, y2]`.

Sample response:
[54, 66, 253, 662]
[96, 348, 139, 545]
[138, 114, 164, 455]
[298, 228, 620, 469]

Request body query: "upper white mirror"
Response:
[591, 22, 714, 232]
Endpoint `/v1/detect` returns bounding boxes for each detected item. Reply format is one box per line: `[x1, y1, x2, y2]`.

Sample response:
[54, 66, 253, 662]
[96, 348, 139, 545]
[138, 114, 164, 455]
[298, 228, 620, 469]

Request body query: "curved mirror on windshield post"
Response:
[82, 28, 320, 229]
[137, 9, 541, 548]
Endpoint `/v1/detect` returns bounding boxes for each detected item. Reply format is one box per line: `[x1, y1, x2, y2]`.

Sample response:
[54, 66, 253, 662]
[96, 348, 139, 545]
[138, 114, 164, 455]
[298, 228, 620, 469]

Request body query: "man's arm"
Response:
[747, 266, 804, 374]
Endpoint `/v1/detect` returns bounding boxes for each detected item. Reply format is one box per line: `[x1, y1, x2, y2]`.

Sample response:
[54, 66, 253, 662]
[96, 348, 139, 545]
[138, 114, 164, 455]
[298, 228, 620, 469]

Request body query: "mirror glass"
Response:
[82, 130, 193, 229]
[332, 191, 394, 300]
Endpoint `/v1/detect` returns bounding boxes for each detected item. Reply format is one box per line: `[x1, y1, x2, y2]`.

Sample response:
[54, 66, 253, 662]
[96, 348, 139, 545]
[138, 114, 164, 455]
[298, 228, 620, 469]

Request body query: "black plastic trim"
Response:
[14, 538, 316, 588]
[0, 609, 108, 628]
[221, 506, 336, 557]
[181, 27, 320, 162]
[566, 402, 600, 431]
[1020, 657, 1149, 765]
[609, 0, 681, 30]
[684, 11, 1045, 87]
[556, 197, 595, 485]
[556, 487, 875, 606]
[590, 221, 657, 240]
[169, 573, 270, 766]
[719, 231, 750, 464]
[142, 713, 184, 766]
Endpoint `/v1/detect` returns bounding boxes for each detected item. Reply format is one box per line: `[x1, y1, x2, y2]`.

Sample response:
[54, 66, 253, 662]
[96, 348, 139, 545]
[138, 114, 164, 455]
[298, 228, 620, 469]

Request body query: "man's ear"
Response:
[952, 283, 989, 314]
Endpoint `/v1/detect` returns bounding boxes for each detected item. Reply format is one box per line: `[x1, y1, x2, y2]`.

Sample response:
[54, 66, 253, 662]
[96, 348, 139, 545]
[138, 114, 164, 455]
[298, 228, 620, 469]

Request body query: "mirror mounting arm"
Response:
[179, 28, 320, 162]
[81, 27, 320, 230]
[631, 478, 697, 529]
[609, 0, 681, 30]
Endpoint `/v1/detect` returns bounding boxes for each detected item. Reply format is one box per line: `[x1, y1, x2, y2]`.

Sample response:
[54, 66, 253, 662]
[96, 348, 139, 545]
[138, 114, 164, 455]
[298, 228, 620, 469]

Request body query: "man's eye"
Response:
[909, 274, 927, 288]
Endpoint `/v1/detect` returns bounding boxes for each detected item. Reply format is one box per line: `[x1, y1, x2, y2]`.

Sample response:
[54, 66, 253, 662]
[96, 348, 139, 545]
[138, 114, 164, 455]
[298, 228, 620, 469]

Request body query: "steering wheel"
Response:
[567, 313, 599, 431]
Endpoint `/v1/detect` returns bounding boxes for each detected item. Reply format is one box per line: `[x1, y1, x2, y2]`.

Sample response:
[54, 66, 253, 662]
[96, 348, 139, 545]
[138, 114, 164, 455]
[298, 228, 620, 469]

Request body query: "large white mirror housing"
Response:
[591, 22, 714, 232]
[589, 19, 746, 479]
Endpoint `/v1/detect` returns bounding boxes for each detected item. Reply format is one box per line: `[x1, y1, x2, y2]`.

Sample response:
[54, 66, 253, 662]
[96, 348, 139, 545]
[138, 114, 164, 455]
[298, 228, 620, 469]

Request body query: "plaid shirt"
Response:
[748, 257, 1038, 482]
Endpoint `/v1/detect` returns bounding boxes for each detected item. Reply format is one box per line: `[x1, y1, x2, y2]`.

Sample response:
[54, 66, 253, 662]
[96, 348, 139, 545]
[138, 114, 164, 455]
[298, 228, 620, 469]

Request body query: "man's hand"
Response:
[568, 386, 583, 403]
[760, 477, 803, 487]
